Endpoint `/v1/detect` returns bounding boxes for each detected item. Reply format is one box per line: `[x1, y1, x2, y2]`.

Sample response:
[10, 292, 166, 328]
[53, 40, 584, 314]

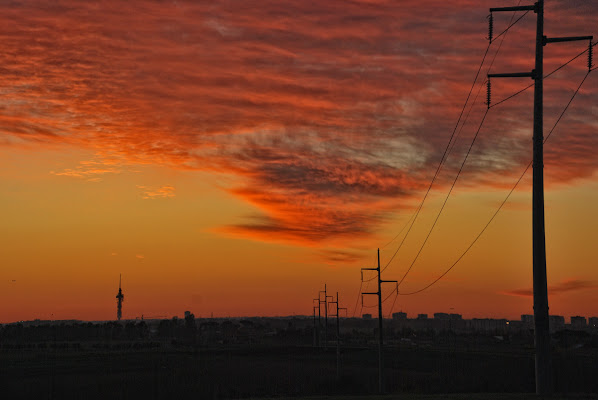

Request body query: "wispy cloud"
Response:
[50, 153, 138, 181]
[52, 158, 124, 179]
[500, 279, 598, 298]
[137, 185, 176, 200]
[319, 249, 369, 265]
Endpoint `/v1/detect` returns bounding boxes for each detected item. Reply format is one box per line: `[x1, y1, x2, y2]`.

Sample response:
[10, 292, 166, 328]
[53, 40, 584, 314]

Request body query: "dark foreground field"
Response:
[270, 396, 598, 400]
[2, 343, 597, 400]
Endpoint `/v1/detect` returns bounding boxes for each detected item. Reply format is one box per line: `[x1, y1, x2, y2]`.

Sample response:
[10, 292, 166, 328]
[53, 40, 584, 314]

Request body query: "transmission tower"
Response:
[487, 0, 592, 394]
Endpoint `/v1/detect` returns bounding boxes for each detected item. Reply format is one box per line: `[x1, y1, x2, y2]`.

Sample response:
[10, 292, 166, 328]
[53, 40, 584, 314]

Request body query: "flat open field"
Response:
[2, 344, 597, 400]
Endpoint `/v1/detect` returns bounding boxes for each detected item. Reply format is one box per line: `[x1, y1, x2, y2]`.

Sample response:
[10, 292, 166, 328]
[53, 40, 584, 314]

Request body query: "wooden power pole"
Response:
[329, 292, 347, 381]
[319, 284, 333, 349]
[362, 249, 397, 394]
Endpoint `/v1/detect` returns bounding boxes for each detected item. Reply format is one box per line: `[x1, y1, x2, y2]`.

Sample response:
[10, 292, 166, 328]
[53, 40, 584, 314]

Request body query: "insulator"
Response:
[486, 79, 491, 109]
[589, 41, 594, 71]
[488, 13, 494, 42]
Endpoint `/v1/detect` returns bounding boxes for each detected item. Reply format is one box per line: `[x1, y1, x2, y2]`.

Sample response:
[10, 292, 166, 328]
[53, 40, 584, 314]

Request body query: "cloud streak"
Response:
[501, 279, 598, 298]
[137, 185, 176, 200]
[51, 160, 122, 181]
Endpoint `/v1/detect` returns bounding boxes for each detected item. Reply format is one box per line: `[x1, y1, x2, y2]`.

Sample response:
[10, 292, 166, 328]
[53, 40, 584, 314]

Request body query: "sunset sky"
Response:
[1, 0, 597, 323]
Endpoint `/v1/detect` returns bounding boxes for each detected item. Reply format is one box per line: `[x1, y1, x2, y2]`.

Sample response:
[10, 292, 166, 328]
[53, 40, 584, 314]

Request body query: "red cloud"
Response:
[1, 0, 597, 246]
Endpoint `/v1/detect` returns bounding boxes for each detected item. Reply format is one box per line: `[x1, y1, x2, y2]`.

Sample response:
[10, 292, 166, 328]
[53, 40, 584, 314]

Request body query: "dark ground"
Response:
[1, 343, 597, 400]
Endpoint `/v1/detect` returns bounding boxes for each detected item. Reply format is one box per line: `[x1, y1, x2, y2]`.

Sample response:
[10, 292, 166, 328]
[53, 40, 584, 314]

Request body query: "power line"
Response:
[361, 252, 381, 287]
[387, 286, 400, 317]
[397, 109, 490, 288]
[491, 10, 530, 44]
[544, 71, 591, 143]
[545, 41, 596, 79]
[489, 83, 532, 108]
[362, 267, 379, 283]
[486, 5, 592, 392]
[394, 68, 592, 297]
[351, 280, 363, 317]
[360, 249, 396, 394]
[388, 7, 525, 289]
[380, 208, 417, 249]
[362, 1, 591, 324]
[447, 6, 521, 173]
[380, 42, 491, 272]
[358, 278, 372, 316]
[490, 41, 597, 108]
[381, 8, 529, 272]
[356, 250, 384, 298]
[382, 288, 397, 303]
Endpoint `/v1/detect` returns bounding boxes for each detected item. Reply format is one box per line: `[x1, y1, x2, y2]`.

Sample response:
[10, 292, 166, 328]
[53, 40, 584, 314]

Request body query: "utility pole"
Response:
[312, 301, 319, 347]
[319, 284, 333, 349]
[362, 249, 397, 394]
[487, 1, 592, 394]
[329, 292, 347, 381]
[313, 297, 321, 347]
[116, 274, 124, 321]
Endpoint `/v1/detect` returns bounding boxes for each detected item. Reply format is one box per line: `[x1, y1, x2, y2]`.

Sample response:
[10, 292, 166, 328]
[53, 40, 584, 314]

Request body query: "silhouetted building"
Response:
[434, 313, 450, 320]
[417, 314, 428, 319]
[362, 314, 372, 320]
[392, 312, 407, 320]
[521, 314, 534, 327]
[468, 318, 509, 333]
[549, 315, 565, 331]
[507, 320, 523, 331]
[449, 313, 462, 320]
[589, 317, 598, 328]
[570, 316, 587, 329]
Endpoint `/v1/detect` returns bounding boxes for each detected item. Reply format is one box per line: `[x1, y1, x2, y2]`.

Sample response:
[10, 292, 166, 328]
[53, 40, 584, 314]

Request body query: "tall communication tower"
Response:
[116, 274, 124, 321]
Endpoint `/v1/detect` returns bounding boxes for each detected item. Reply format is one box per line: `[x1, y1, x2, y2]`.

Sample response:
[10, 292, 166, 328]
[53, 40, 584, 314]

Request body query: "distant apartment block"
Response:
[549, 315, 565, 331]
[449, 313, 463, 321]
[434, 313, 450, 320]
[468, 318, 509, 333]
[570, 316, 587, 328]
[521, 314, 534, 327]
[362, 313, 372, 320]
[392, 312, 407, 320]
[417, 314, 428, 320]
[589, 317, 598, 328]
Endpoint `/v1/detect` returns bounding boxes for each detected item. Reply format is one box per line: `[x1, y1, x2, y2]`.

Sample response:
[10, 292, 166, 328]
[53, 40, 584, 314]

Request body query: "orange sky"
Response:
[1, 0, 597, 323]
